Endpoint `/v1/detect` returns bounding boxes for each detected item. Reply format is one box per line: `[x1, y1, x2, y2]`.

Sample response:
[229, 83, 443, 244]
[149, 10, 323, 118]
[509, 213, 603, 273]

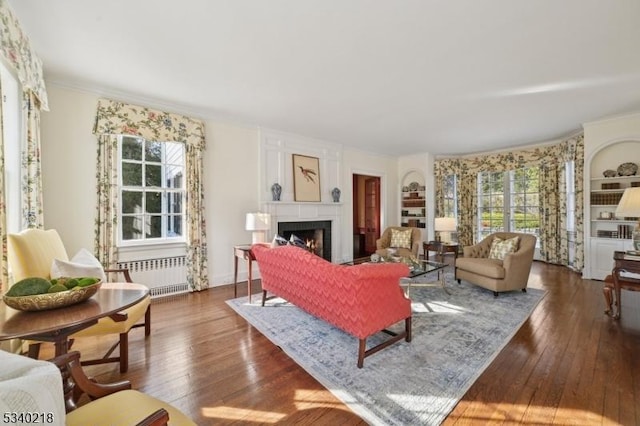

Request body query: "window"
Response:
[477, 167, 540, 241]
[118, 135, 185, 245]
[1, 61, 22, 234]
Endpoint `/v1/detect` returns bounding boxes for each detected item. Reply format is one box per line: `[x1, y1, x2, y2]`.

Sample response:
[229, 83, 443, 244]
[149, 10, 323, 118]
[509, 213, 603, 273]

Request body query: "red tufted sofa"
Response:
[251, 244, 412, 367]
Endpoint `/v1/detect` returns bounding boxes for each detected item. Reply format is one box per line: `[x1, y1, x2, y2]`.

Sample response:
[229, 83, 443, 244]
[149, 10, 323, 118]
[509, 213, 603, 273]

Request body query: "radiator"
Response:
[116, 256, 189, 298]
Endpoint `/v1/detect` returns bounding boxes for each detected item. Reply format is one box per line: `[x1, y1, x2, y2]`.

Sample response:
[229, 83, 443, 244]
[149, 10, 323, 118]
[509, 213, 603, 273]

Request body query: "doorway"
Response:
[352, 174, 381, 258]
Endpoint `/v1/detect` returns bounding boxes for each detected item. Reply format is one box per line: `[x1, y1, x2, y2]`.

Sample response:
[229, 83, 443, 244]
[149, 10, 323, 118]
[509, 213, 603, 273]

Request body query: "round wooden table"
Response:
[0, 282, 149, 356]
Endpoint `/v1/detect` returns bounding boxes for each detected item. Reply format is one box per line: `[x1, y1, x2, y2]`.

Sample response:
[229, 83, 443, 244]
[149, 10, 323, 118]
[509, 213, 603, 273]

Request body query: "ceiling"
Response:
[8, 0, 640, 156]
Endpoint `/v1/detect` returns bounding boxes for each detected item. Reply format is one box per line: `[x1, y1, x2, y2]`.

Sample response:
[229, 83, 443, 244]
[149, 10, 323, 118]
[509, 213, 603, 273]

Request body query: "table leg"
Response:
[614, 275, 622, 320]
[247, 258, 253, 303]
[233, 251, 239, 298]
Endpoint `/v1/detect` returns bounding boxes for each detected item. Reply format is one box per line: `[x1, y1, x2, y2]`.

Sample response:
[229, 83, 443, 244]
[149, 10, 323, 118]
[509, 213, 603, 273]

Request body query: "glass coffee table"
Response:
[343, 256, 449, 296]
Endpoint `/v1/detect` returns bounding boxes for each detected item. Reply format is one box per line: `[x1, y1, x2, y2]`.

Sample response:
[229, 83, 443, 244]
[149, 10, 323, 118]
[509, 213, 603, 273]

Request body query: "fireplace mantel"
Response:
[262, 201, 342, 262]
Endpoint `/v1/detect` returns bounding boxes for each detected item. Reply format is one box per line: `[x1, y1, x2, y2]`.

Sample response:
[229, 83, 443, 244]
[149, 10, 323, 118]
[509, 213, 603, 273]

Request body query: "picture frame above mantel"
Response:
[293, 154, 321, 202]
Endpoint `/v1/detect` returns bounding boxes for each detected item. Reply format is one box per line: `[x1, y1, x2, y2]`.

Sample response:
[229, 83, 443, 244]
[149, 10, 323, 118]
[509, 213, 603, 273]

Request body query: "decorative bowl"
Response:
[3, 281, 102, 312]
[617, 162, 638, 176]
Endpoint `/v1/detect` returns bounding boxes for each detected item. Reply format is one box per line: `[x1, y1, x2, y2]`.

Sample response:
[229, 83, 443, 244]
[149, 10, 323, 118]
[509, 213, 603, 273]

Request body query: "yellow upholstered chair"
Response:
[7, 228, 151, 372]
[375, 226, 422, 258]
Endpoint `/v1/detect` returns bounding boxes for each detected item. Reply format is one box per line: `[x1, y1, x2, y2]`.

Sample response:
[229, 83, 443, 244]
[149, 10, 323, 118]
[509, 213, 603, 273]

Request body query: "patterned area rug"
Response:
[226, 271, 545, 426]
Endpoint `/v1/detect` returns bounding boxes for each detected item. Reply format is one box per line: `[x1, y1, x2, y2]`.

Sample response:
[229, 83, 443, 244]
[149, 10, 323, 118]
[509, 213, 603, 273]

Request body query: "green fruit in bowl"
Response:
[78, 277, 100, 287]
[47, 284, 68, 293]
[6, 277, 51, 296]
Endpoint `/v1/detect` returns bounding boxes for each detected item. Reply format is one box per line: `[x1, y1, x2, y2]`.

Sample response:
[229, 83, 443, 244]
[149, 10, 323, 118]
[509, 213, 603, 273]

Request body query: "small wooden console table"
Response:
[233, 244, 256, 302]
[606, 251, 640, 319]
[423, 241, 459, 262]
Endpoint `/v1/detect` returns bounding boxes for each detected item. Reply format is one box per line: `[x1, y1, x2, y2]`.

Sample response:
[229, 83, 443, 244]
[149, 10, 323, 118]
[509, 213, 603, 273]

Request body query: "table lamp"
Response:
[615, 187, 640, 251]
[245, 212, 271, 244]
[434, 217, 457, 243]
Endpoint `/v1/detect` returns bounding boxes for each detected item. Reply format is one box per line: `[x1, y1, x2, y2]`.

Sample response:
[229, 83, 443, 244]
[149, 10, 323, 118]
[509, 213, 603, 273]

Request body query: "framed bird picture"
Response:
[292, 154, 321, 202]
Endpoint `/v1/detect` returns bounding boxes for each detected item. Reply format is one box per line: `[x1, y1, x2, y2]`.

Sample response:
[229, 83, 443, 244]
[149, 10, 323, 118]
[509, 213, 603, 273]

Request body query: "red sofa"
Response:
[251, 244, 412, 367]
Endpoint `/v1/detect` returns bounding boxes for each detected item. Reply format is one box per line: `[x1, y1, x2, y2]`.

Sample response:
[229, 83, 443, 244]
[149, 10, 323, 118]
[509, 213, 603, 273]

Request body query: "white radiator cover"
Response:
[116, 256, 188, 298]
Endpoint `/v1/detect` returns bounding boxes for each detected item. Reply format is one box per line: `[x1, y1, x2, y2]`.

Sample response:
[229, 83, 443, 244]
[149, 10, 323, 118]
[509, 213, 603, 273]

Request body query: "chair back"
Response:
[8, 229, 69, 283]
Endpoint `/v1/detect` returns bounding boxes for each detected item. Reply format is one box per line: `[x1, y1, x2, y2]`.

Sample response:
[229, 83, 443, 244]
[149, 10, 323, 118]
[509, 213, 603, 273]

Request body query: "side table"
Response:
[423, 241, 459, 263]
[607, 251, 640, 319]
[233, 245, 256, 302]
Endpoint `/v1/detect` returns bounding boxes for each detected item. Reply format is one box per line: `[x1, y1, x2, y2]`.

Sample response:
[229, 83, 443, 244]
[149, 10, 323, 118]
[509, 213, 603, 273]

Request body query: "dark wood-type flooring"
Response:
[39, 260, 640, 425]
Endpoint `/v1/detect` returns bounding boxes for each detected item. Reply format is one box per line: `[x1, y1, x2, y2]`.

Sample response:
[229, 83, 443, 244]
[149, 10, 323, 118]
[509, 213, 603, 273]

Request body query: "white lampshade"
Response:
[616, 187, 640, 251]
[615, 187, 640, 218]
[434, 217, 457, 243]
[245, 212, 271, 244]
[434, 217, 457, 232]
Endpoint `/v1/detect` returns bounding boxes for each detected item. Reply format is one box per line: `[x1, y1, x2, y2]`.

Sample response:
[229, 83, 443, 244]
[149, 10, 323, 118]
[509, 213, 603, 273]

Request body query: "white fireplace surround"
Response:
[260, 129, 343, 262]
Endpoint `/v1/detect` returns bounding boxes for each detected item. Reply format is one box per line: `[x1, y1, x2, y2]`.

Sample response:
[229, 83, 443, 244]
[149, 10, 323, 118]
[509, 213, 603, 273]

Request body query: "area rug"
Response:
[226, 271, 545, 425]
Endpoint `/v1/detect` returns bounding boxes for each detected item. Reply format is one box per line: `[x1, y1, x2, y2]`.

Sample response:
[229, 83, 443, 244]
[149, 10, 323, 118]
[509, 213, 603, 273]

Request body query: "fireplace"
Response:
[277, 220, 332, 261]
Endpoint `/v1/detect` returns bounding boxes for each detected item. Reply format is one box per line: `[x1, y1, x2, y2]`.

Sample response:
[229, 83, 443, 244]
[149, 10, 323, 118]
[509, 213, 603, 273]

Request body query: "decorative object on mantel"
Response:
[331, 187, 341, 203]
[271, 183, 282, 201]
[292, 154, 321, 202]
[408, 181, 420, 191]
[615, 187, 640, 250]
[603, 169, 617, 178]
[245, 212, 271, 244]
[617, 162, 638, 176]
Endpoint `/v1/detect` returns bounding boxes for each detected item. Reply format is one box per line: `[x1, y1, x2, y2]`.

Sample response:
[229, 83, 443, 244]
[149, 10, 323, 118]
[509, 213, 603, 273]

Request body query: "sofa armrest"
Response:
[502, 248, 535, 286]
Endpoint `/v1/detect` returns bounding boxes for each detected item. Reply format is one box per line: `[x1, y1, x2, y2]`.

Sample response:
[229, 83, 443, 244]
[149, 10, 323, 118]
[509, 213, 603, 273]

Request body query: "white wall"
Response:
[39, 84, 401, 284]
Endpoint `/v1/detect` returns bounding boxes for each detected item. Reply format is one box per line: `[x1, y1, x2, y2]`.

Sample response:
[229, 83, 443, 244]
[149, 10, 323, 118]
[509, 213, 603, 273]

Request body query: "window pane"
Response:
[165, 165, 184, 189]
[165, 142, 184, 165]
[122, 216, 143, 240]
[145, 191, 162, 213]
[167, 215, 182, 237]
[146, 216, 162, 238]
[166, 191, 182, 214]
[122, 162, 142, 186]
[145, 164, 162, 187]
[122, 137, 142, 161]
[122, 191, 143, 214]
[145, 141, 162, 162]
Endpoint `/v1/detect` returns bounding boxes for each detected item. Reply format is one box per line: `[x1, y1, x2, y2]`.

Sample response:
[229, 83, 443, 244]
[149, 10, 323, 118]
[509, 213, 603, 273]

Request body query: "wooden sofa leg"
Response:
[27, 343, 41, 359]
[493, 291, 499, 297]
[261, 290, 267, 307]
[522, 288, 527, 293]
[120, 333, 129, 373]
[405, 317, 412, 342]
[357, 339, 366, 368]
[144, 306, 151, 337]
[603, 286, 613, 315]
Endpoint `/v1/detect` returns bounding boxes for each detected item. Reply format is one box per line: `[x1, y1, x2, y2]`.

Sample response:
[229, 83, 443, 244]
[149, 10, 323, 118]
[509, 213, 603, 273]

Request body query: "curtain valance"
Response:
[93, 98, 205, 149]
[0, 0, 48, 110]
[434, 135, 583, 177]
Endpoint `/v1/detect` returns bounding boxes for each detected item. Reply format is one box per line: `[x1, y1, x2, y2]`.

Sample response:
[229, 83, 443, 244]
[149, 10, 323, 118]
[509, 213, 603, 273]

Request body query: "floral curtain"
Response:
[434, 134, 584, 268]
[93, 98, 209, 291]
[0, 81, 6, 292]
[0, 0, 48, 292]
[21, 91, 44, 228]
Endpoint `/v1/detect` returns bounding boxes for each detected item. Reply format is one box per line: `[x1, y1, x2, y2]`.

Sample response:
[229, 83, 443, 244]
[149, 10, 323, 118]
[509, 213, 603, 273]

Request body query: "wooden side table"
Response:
[423, 241, 459, 263]
[233, 245, 256, 302]
[606, 251, 640, 319]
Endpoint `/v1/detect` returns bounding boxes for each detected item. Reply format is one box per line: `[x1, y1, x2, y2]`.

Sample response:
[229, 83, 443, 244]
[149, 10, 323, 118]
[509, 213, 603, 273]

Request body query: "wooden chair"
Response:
[7, 228, 151, 372]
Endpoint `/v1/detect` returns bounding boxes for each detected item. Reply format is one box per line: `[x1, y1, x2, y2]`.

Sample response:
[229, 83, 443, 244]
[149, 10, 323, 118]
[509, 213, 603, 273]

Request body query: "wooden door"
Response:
[364, 177, 380, 254]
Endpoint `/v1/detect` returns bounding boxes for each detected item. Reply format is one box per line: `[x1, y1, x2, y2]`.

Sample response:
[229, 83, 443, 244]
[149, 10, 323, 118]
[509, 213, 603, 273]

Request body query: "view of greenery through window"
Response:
[478, 167, 540, 240]
[119, 136, 185, 243]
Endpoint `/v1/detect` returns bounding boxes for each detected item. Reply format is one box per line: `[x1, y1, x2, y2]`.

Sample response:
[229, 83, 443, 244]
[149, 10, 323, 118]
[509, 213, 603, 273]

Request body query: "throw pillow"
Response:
[488, 236, 520, 260]
[271, 234, 288, 248]
[390, 229, 412, 249]
[50, 248, 107, 282]
[289, 234, 307, 249]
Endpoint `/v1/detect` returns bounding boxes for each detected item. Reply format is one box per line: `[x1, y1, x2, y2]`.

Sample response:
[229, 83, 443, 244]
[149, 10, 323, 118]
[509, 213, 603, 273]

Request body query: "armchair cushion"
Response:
[51, 248, 107, 282]
[390, 228, 412, 249]
[488, 236, 520, 260]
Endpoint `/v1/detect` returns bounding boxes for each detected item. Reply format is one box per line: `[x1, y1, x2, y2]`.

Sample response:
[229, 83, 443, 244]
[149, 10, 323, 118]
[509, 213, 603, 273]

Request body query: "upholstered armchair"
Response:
[0, 349, 195, 426]
[454, 232, 536, 296]
[7, 229, 151, 372]
[376, 226, 421, 258]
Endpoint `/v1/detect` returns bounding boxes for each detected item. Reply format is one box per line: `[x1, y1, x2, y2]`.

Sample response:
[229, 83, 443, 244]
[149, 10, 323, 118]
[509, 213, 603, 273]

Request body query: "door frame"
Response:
[350, 169, 387, 259]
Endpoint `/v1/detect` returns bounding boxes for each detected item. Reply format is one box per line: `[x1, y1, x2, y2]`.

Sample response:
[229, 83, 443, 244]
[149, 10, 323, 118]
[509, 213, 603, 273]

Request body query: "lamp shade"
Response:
[245, 212, 271, 231]
[615, 187, 640, 218]
[434, 217, 457, 232]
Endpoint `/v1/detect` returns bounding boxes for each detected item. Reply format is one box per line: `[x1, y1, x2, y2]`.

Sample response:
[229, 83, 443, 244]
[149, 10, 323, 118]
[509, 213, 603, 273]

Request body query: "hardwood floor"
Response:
[40, 261, 640, 425]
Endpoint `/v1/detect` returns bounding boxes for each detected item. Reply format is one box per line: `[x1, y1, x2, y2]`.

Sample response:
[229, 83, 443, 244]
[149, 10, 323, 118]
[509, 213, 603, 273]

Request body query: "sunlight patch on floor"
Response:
[411, 300, 468, 314]
[387, 393, 454, 414]
[201, 406, 286, 423]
